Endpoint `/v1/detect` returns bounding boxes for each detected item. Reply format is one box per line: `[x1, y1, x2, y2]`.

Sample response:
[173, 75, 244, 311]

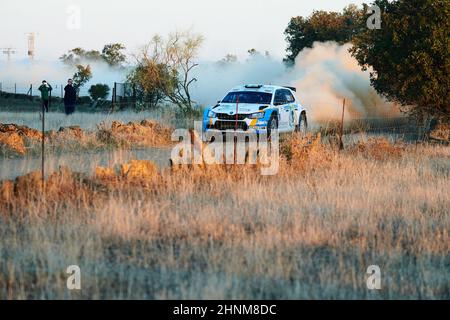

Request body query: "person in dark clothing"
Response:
[64, 78, 77, 115]
[38, 80, 52, 112]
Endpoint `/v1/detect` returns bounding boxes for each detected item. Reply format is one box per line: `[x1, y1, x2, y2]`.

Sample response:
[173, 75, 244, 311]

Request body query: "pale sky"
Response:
[0, 0, 366, 62]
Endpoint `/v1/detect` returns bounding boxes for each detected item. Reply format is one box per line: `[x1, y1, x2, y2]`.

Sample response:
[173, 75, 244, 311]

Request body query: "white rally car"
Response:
[202, 84, 307, 139]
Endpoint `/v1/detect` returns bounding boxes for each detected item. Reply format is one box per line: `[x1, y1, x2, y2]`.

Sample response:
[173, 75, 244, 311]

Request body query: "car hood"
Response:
[212, 103, 266, 115]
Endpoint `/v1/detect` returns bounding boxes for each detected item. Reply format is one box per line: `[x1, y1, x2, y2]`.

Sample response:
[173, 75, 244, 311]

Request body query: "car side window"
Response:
[274, 90, 286, 105]
[284, 90, 295, 103]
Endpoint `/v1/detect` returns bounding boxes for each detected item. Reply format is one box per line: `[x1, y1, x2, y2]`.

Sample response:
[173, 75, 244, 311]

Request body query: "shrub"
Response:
[88, 83, 110, 101]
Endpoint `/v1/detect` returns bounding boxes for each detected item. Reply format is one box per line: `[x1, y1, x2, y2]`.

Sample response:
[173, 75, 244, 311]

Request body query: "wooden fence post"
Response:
[339, 98, 345, 150]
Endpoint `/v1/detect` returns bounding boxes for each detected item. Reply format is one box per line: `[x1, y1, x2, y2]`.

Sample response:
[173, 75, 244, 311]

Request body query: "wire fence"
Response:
[316, 116, 440, 143]
[0, 81, 138, 108]
[0, 82, 91, 99]
[111, 82, 136, 110]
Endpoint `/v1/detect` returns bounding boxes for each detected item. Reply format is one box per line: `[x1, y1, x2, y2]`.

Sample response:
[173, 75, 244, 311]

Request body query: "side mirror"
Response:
[217, 100, 221, 104]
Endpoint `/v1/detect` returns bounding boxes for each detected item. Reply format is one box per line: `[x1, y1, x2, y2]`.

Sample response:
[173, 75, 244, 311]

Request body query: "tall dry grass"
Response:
[0, 120, 174, 158]
[0, 135, 449, 299]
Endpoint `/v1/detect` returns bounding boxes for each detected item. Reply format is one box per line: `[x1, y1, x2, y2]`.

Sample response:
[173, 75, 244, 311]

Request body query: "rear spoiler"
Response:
[283, 86, 296, 92]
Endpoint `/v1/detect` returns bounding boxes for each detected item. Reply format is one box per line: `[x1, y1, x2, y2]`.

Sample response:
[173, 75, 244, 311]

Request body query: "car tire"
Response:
[295, 113, 307, 136]
[267, 115, 278, 140]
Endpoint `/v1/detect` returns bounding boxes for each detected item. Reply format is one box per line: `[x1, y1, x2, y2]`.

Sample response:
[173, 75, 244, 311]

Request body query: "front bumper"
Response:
[206, 117, 267, 130]
[203, 118, 267, 141]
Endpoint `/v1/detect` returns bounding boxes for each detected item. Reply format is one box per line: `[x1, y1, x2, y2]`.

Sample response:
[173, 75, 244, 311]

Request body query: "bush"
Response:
[88, 84, 110, 101]
[77, 96, 92, 105]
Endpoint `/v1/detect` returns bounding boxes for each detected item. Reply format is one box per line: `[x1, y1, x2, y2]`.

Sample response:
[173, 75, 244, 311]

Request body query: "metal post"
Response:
[114, 82, 117, 105]
[41, 96, 45, 189]
[111, 84, 116, 112]
[61, 84, 63, 98]
[339, 98, 345, 150]
[132, 84, 136, 109]
[234, 95, 239, 163]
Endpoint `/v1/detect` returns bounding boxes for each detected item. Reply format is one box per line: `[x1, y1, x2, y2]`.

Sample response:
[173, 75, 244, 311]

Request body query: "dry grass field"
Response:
[0, 131, 448, 299]
[0, 120, 173, 158]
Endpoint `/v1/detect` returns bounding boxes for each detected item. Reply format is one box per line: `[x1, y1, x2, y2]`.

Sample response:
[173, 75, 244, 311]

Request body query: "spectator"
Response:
[64, 78, 77, 115]
[38, 80, 52, 112]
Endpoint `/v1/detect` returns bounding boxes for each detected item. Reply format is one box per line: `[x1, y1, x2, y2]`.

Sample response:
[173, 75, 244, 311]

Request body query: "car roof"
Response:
[229, 84, 295, 94]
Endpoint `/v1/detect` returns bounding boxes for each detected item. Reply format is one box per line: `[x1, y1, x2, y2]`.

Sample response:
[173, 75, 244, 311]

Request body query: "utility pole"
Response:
[0, 47, 17, 61]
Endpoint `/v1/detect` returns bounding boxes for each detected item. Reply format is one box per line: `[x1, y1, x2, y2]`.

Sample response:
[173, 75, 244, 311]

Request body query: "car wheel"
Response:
[296, 113, 307, 136]
[267, 115, 278, 140]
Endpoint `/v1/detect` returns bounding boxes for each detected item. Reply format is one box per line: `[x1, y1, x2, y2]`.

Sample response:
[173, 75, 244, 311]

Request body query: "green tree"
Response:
[60, 43, 126, 67]
[101, 43, 127, 67]
[284, 5, 365, 63]
[60, 47, 102, 65]
[350, 0, 449, 121]
[127, 59, 173, 109]
[72, 64, 92, 91]
[88, 83, 110, 100]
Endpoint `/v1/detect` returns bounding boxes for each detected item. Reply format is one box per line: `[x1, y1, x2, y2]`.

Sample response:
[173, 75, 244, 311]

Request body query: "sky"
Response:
[0, 0, 367, 62]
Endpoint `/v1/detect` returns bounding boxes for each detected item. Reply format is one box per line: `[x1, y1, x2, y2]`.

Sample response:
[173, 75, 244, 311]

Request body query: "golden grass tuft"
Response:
[100, 119, 173, 148]
[0, 132, 26, 155]
[119, 159, 158, 179]
[95, 160, 159, 182]
[0, 123, 42, 140]
[0, 180, 14, 203]
[349, 137, 406, 160]
[429, 123, 450, 142]
[281, 133, 334, 170]
[0, 123, 43, 156]
[95, 166, 117, 180]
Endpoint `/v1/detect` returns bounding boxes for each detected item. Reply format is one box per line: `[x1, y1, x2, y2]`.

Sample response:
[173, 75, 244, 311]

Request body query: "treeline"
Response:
[284, 4, 365, 64]
[56, 0, 448, 122]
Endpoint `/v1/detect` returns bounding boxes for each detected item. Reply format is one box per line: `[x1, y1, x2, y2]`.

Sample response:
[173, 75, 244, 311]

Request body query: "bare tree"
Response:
[129, 31, 203, 111]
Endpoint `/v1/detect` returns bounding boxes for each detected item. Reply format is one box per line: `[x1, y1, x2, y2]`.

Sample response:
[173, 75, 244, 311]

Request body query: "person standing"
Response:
[64, 78, 77, 115]
[38, 80, 52, 112]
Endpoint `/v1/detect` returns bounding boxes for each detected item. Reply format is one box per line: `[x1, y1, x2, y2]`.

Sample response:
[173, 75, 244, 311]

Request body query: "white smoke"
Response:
[0, 59, 127, 97]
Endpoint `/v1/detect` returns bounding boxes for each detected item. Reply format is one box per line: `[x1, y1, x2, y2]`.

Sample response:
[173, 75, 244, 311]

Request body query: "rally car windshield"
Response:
[221, 91, 272, 104]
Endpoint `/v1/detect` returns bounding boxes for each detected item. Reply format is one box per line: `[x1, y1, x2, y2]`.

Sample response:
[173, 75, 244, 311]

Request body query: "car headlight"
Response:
[207, 110, 216, 118]
[249, 112, 264, 119]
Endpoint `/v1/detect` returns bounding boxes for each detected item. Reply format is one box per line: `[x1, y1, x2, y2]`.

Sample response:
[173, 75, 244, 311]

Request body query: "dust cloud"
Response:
[191, 41, 399, 121]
